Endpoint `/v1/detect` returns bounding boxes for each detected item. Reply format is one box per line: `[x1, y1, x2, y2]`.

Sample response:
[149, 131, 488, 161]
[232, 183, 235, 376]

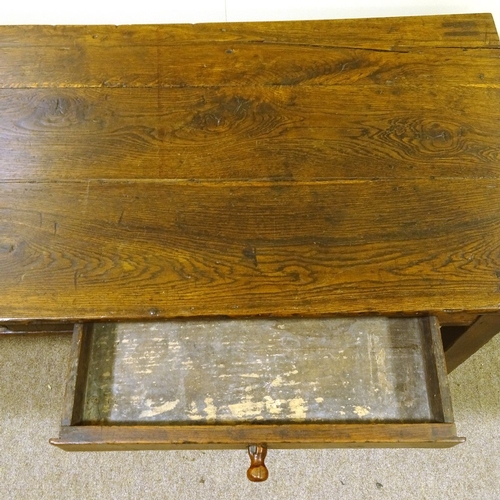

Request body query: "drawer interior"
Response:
[51, 316, 464, 451]
[67, 316, 452, 426]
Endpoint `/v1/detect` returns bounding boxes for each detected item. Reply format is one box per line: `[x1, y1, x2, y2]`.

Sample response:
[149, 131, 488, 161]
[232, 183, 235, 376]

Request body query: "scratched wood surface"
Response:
[1, 14, 500, 321]
[74, 317, 451, 425]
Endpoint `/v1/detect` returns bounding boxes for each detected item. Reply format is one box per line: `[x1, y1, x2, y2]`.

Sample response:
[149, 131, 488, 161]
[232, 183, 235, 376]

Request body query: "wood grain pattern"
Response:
[0, 14, 496, 55]
[2, 84, 500, 181]
[1, 14, 500, 323]
[0, 14, 496, 91]
[1, 178, 499, 320]
[1, 43, 500, 89]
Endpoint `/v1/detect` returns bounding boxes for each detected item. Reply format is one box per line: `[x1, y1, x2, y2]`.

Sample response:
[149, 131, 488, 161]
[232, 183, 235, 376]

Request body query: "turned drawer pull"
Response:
[247, 445, 269, 482]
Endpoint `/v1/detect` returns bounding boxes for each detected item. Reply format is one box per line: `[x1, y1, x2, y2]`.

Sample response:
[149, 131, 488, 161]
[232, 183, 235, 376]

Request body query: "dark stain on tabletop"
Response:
[242, 245, 258, 267]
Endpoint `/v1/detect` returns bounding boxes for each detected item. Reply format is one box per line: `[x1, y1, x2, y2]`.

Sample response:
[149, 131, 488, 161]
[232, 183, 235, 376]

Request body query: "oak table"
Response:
[1, 13, 499, 480]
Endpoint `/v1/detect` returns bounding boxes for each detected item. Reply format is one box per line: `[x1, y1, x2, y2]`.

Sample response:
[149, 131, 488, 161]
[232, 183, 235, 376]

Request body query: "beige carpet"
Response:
[1, 332, 499, 500]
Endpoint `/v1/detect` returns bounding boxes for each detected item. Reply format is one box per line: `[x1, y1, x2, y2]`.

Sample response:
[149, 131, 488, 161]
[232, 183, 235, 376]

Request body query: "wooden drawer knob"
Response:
[247, 444, 269, 482]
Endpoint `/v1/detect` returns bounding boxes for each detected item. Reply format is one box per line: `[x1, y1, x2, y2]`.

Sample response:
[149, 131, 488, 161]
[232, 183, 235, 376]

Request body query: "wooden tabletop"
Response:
[1, 13, 500, 322]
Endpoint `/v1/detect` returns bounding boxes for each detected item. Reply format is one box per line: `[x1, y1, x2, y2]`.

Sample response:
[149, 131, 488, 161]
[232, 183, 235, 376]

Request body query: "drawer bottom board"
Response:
[71, 317, 449, 425]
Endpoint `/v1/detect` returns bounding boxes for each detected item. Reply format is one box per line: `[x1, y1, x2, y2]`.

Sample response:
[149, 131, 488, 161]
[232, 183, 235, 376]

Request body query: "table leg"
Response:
[444, 314, 500, 373]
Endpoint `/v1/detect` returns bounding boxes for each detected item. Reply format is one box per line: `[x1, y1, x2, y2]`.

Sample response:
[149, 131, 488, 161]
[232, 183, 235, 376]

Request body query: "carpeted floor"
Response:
[0, 332, 499, 500]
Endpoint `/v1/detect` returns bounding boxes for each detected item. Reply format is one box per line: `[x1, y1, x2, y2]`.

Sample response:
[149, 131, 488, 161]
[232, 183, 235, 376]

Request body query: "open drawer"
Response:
[51, 316, 464, 481]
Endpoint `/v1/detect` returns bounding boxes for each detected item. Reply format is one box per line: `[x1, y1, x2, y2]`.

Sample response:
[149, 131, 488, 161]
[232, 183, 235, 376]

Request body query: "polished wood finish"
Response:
[4, 15, 489, 479]
[1, 14, 500, 327]
[2, 178, 500, 322]
[2, 83, 500, 182]
[247, 445, 269, 482]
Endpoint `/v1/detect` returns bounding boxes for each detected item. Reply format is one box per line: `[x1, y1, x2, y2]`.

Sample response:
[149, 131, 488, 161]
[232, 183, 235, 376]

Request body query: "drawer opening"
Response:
[51, 316, 465, 449]
[65, 317, 453, 427]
